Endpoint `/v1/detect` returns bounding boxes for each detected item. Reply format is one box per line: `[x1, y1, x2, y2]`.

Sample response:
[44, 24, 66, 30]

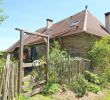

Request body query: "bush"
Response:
[49, 41, 67, 63]
[99, 70, 110, 88]
[0, 51, 3, 56]
[89, 37, 110, 73]
[70, 74, 101, 97]
[87, 83, 101, 93]
[104, 69, 110, 82]
[70, 74, 88, 97]
[16, 95, 29, 100]
[42, 83, 61, 95]
[48, 41, 68, 83]
[0, 58, 5, 69]
[85, 71, 100, 85]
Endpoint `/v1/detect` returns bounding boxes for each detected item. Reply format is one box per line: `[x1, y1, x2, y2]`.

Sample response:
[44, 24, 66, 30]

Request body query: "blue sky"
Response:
[0, 0, 110, 51]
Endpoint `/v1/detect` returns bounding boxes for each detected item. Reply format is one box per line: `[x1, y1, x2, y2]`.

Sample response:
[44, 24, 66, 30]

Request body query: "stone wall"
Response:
[61, 32, 100, 58]
[24, 32, 100, 60]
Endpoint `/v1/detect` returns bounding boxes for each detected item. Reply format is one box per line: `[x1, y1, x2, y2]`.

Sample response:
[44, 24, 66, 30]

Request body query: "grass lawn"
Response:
[29, 94, 54, 100]
[23, 89, 110, 100]
[29, 89, 110, 100]
[99, 89, 110, 100]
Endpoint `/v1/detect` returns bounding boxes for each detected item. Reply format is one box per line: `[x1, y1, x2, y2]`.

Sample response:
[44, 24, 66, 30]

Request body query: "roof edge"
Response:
[83, 10, 88, 32]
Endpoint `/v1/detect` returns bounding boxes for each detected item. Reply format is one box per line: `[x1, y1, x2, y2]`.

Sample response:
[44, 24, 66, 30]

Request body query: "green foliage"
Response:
[89, 37, 110, 73]
[0, 51, 3, 56]
[99, 70, 110, 87]
[16, 95, 29, 100]
[0, 53, 5, 69]
[42, 83, 61, 95]
[85, 71, 100, 85]
[61, 84, 68, 92]
[70, 73, 101, 97]
[105, 70, 110, 82]
[87, 83, 101, 93]
[30, 94, 53, 100]
[0, 0, 7, 24]
[48, 41, 68, 83]
[70, 74, 88, 97]
[49, 41, 67, 63]
[11, 57, 17, 62]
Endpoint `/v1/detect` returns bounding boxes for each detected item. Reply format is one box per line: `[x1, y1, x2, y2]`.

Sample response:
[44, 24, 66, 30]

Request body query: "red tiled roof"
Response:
[86, 11, 109, 37]
[44, 10, 85, 37]
[5, 10, 110, 52]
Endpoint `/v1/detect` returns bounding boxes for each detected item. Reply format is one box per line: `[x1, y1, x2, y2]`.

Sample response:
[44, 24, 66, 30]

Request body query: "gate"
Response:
[22, 61, 46, 96]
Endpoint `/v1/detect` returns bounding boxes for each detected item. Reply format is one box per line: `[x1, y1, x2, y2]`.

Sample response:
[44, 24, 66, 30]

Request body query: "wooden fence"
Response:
[0, 57, 90, 99]
[0, 62, 18, 100]
[48, 57, 90, 84]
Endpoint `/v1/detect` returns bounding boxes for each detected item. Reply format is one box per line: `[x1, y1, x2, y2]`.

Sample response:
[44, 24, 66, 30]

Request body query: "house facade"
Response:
[5, 9, 110, 61]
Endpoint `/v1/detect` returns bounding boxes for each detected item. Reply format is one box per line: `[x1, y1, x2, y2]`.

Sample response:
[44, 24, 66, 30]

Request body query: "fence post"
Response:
[68, 55, 71, 84]
[18, 30, 24, 94]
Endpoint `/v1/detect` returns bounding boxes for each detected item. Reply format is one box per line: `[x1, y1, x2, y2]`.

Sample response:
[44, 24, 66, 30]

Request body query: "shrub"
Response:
[16, 95, 29, 100]
[42, 83, 61, 95]
[61, 84, 69, 92]
[104, 69, 110, 82]
[70, 74, 101, 97]
[0, 51, 3, 56]
[87, 83, 101, 93]
[89, 37, 110, 73]
[70, 74, 88, 97]
[85, 71, 100, 85]
[99, 70, 110, 88]
[48, 41, 68, 83]
[0, 58, 5, 69]
[49, 41, 67, 63]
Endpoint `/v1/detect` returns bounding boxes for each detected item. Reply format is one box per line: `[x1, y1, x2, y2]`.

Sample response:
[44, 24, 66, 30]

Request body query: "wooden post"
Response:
[6, 53, 11, 65]
[45, 36, 49, 84]
[15, 27, 49, 85]
[18, 30, 24, 94]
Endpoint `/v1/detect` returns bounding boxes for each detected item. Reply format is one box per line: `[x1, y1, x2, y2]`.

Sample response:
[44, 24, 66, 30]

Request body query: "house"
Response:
[5, 9, 110, 62]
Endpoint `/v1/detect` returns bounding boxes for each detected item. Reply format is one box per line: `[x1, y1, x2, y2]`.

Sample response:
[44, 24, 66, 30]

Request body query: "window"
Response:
[70, 19, 80, 27]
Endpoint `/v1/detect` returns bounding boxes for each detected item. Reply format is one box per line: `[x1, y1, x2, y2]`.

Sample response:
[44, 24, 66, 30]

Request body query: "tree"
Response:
[0, 0, 7, 24]
[89, 37, 110, 73]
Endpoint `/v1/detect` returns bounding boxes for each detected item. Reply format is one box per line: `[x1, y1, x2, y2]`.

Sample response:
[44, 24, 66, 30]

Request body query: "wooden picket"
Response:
[48, 57, 90, 84]
[0, 62, 18, 100]
[0, 57, 90, 99]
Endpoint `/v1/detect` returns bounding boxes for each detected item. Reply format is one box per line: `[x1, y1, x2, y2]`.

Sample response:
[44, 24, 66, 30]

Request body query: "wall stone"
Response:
[61, 32, 99, 58]
[24, 32, 100, 60]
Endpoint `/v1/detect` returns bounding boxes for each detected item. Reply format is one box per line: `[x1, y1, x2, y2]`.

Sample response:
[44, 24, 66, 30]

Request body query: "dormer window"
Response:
[70, 19, 80, 27]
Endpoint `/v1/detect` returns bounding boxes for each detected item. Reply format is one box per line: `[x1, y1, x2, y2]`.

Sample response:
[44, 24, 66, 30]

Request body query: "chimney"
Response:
[105, 12, 110, 33]
[46, 19, 53, 29]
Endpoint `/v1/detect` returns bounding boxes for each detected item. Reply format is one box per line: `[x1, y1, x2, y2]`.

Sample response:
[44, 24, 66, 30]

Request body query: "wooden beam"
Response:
[23, 63, 33, 68]
[18, 30, 24, 94]
[15, 28, 48, 37]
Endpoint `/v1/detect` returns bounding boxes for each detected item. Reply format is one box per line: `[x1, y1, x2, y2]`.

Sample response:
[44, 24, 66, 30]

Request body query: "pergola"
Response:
[15, 28, 49, 94]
